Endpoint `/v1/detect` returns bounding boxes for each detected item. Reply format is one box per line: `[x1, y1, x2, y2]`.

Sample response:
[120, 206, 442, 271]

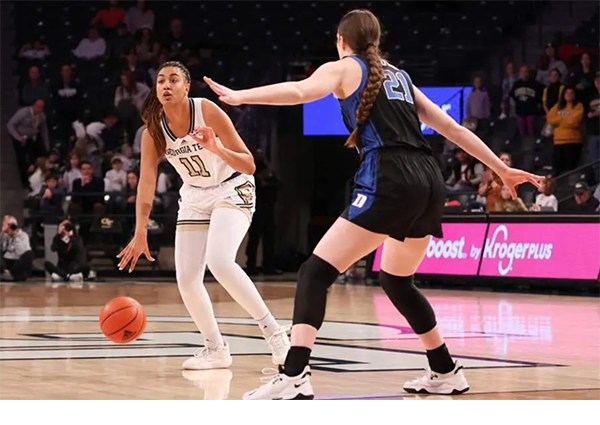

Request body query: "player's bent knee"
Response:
[379, 271, 437, 335]
[292, 254, 340, 329]
[206, 253, 235, 278]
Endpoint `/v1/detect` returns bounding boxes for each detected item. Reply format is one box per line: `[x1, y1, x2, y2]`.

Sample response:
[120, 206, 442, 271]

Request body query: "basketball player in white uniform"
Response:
[117, 61, 290, 371]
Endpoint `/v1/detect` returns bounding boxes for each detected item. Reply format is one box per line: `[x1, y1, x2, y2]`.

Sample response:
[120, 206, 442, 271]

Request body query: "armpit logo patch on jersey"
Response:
[0, 316, 551, 371]
[352, 193, 369, 209]
[235, 182, 255, 205]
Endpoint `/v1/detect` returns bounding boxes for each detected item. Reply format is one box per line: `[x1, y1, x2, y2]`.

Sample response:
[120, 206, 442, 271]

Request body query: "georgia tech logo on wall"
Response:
[100, 217, 114, 229]
[0, 315, 540, 371]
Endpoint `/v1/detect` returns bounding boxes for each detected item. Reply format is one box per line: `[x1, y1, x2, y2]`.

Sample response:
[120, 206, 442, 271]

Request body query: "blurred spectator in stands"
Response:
[536, 54, 551, 87]
[494, 185, 528, 212]
[135, 28, 160, 66]
[156, 160, 173, 194]
[119, 144, 137, 172]
[71, 161, 105, 226]
[569, 53, 596, 97]
[445, 148, 484, 192]
[1, 217, 33, 282]
[187, 56, 208, 98]
[47, 149, 62, 174]
[62, 151, 82, 192]
[162, 18, 190, 61]
[120, 171, 138, 232]
[542, 69, 565, 114]
[72, 120, 106, 177]
[124, 52, 152, 86]
[92, 1, 126, 30]
[132, 125, 143, 154]
[99, 110, 125, 156]
[115, 69, 150, 112]
[466, 76, 490, 124]
[478, 152, 511, 211]
[547, 87, 584, 176]
[114, 71, 145, 145]
[124, 171, 138, 204]
[110, 23, 135, 64]
[511, 66, 542, 138]
[19, 38, 51, 62]
[561, 181, 600, 212]
[7, 99, 50, 188]
[543, 43, 568, 84]
[500, 62, 517, 119]
[28, 156, 49, 198]
[246, 158, 282, 275]
[530, 176, 558, 212]
[499, 151, 513, 168]
[479, 167, 502, 212]
[594, 184, 600, 204]
[21, 65, 49, 106]
[148, 51, 168, 84]
[44, 219, 89, 282]
[125, 0, 154, 34]
[105, 157, 127, 192]
[72, 27, 107, 61]
[587, 73, 600, 183]
[52, 64, 81, 142]
[39, 172, 66, 224]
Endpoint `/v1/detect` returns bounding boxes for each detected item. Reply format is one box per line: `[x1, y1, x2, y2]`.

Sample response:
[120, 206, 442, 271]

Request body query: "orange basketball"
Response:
[99, 296, 146, 344]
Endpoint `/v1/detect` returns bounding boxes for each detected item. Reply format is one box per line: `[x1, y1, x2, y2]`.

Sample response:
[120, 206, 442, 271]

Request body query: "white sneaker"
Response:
[403, 361, 469, 395]
[264, 328, 290, 365]
[182, 369, 233, 400]
[51, 273, 63, 282]
[182, 342, 232, 370]
[243, 366, 314, 400]
[69, 273, 83, 282]
[1, 270, 13, 281]
[88, 270, 97, 280]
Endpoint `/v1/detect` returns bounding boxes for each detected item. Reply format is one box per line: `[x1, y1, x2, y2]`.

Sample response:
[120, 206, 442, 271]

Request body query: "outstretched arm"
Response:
[204, 60, 344, 106]
[413, 87, 542, 197]
[134, 129, 160, 234]
[117, 128, 158, 271]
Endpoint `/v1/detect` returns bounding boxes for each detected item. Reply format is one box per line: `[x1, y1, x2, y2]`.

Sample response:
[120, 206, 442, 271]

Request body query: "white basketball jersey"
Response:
[162, 98, 237, 188]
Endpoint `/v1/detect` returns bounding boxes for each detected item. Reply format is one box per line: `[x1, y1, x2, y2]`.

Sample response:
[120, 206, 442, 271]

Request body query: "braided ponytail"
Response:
[141, 84, 166, 156]
[337, 9, 384, 149]
[345, 44, 383, 149]
[141, 61, 192, 157]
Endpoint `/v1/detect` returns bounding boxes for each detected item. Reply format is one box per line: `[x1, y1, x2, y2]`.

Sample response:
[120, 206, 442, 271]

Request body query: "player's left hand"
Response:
[203, 76, 244, 106]
[498, 167, 544, 200]
[189, 126, 223, 155]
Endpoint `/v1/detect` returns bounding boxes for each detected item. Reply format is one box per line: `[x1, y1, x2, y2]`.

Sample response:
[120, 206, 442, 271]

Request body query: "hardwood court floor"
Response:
[0, 280, 599, 400]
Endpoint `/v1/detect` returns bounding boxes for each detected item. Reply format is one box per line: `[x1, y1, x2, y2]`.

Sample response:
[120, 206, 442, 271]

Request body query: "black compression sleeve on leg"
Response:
[379, 271, 437, 335]
[292, 254, 340, 329]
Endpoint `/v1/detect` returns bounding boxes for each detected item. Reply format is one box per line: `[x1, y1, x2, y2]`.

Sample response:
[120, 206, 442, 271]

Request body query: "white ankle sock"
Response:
[257, 313, 279, 337]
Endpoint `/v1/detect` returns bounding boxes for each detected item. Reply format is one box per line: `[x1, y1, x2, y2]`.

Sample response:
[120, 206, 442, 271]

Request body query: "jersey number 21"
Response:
[382, 70, 414, 104]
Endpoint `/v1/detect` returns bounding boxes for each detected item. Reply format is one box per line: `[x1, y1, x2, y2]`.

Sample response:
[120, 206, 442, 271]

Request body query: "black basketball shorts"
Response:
[341, 148, 445, 241]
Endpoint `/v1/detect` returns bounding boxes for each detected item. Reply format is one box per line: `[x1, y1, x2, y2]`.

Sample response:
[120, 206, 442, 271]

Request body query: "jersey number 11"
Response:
[179, 155, 211, 177]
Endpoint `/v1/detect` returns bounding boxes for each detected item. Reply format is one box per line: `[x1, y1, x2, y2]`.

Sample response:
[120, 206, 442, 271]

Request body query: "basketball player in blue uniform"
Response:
[205, 10, 543, 399]
[116, 62, 290, 372]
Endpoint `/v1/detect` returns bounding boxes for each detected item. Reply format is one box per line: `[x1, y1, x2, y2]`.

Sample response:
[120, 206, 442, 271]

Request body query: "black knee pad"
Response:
[379, 271, 437, 335]
[292, 254, 340, 329]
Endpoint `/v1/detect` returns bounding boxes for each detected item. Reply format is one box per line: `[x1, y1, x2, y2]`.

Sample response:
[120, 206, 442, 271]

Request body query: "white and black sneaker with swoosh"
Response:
[403, 361, 470, 395]
[242, 366, 314, 400]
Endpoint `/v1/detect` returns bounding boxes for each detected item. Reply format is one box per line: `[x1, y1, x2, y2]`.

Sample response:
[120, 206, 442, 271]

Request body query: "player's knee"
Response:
[379, 271, 436, 335]
[292, 255, 340, 329]
[296, 255, 339, 294]
[206, 252, 235, 279]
